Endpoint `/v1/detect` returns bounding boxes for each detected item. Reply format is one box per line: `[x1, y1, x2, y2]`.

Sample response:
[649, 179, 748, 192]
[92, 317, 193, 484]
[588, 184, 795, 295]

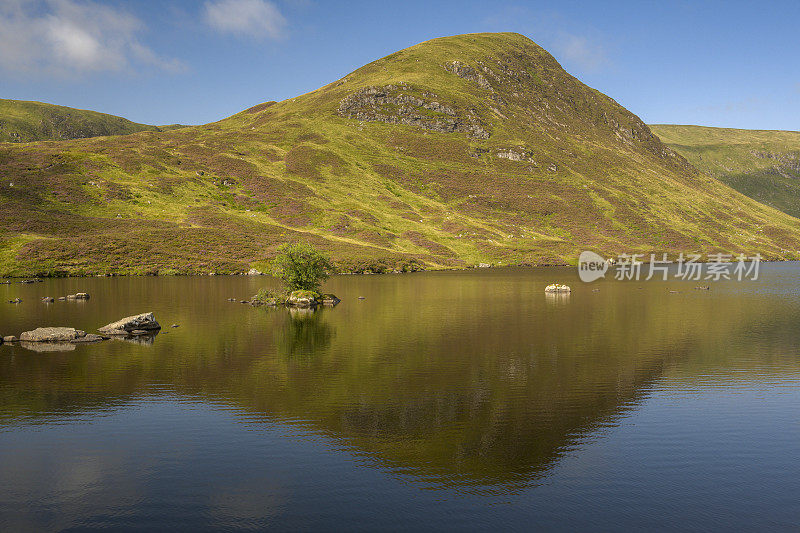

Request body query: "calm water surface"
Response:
[1, 266, 799, 531]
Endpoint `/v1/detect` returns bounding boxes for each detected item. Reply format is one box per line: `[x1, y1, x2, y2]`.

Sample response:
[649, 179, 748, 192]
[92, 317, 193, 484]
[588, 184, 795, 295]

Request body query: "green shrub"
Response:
[271, 243, 333, 292]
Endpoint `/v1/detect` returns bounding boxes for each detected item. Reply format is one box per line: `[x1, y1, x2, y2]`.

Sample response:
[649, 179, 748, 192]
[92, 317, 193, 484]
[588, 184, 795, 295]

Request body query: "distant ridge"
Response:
[1, 32, 800, 276]
[0, 99, 184, 143]
[652, 124, 800, 219]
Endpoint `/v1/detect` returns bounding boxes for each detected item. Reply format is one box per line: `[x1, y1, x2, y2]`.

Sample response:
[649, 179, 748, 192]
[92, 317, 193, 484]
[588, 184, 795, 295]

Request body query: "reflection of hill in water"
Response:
[2, 274, 800, 489]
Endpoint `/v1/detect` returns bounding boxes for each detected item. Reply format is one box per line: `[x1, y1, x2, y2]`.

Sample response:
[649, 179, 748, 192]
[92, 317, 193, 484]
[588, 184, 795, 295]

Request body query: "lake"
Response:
[1, 266, 799, 531]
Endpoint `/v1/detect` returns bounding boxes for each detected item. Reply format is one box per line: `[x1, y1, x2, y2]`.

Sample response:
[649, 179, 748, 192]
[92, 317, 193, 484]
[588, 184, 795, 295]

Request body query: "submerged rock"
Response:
[98, 312, 161, 335]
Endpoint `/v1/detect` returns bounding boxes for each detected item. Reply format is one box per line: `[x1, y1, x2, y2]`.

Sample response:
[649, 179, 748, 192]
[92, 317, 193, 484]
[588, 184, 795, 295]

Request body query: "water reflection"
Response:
[1, 268, 800, 494]
[110, 331, 160, 346]
[19, 341, 76, 353]
[279, 308, 334, 358]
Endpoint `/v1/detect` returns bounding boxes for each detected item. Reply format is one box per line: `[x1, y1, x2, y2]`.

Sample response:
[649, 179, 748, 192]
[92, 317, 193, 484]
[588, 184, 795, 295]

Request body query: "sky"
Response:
[0, 0, 798, 130]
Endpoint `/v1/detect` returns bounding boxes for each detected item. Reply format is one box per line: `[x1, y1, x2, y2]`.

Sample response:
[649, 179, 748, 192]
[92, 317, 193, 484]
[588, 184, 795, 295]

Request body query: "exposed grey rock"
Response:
[8, 298, 21, 304]
[98, 312, 161, 335]
[3, 335, 18, 343]
[445, 61, 492, 90]
[65, 293, 88, 300]
[20, 327, 87, 342]
[42, 297, 55, 303]
[337, 84, 490, 139]
[72, 334, 106, 343]
[321, 294, 341, 306]
[286, 290, 319, 308]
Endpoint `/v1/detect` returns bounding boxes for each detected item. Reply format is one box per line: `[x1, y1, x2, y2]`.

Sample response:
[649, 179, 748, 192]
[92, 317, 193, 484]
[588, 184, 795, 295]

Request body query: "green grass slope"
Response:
[651, 124, 800, 218]
[0, 99, 179, 143]
[2, 33, 800, 276]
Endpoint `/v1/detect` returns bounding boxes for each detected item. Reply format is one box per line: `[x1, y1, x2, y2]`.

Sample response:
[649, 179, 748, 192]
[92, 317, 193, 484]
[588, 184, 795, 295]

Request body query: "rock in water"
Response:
[3, 335, 18, 343]
[286, 290, 320, 308]
[20, 327, 88, 342]
[544, 284, 571, 293]
[98, 312, 161, 335]
[321, 294, 341, 306]
[42, 297, 55, 303]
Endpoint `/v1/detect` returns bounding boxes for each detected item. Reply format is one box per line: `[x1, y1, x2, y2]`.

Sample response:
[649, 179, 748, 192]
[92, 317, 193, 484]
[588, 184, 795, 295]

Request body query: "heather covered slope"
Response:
[2, 33, 800, 276]
[651, 124, 800, 219]
[0, 99, 177, 143]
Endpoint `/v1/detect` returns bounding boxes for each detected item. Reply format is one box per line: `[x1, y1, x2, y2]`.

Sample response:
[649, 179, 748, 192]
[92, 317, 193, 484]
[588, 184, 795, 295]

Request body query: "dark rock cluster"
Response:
[337, 84, 490, 139]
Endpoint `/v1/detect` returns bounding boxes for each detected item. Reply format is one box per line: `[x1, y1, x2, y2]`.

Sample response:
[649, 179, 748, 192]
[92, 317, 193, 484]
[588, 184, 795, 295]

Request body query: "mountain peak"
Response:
[2, 34, 799, 276]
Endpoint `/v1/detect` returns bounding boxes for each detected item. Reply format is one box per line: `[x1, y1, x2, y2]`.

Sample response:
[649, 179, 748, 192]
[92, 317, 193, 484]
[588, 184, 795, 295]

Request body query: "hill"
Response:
[0, 99, 182, 143]
[2, 33, 800, 276]
[651, 124, 800, 218]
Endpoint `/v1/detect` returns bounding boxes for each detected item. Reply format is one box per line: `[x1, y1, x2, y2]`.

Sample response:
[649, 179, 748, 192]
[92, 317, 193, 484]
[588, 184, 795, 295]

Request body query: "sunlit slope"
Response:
[2, 33, 800, 276]
[0, 99, 181, 143]
[652, 124, 800, 219]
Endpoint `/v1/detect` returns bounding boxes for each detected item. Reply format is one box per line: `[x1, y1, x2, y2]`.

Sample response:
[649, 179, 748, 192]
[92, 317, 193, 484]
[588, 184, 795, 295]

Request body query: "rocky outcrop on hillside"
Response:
[749, 150, 800, 176]
[337, 84, 490, 139]
[444, 61, 492, 90]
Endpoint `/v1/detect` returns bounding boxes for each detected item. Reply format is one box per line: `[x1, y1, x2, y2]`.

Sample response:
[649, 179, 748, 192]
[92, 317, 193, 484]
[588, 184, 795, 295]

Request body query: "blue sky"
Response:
[1, 0, 798, 129]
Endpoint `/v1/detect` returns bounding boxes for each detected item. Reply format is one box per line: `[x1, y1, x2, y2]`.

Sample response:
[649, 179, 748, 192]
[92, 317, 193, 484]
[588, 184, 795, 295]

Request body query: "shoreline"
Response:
[1, 258, 791, 281]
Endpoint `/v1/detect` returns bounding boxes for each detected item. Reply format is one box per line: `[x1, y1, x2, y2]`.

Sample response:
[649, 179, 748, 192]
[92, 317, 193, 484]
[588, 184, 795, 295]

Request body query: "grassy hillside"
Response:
[0, 99, 182, 143]
[652, 124, 800, 218]
[2, 33, 800, 276]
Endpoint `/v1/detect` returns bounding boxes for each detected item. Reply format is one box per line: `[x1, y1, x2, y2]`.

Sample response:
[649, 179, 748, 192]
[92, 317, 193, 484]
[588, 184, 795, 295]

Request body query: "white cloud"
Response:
[0, 0, 185, 76]
[551, 32, 608, 73]
[204, 0, 286, 39]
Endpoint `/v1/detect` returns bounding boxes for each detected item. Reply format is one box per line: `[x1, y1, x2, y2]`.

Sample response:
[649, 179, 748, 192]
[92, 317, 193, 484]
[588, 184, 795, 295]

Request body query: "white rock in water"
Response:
[544, 284, 571, 293]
